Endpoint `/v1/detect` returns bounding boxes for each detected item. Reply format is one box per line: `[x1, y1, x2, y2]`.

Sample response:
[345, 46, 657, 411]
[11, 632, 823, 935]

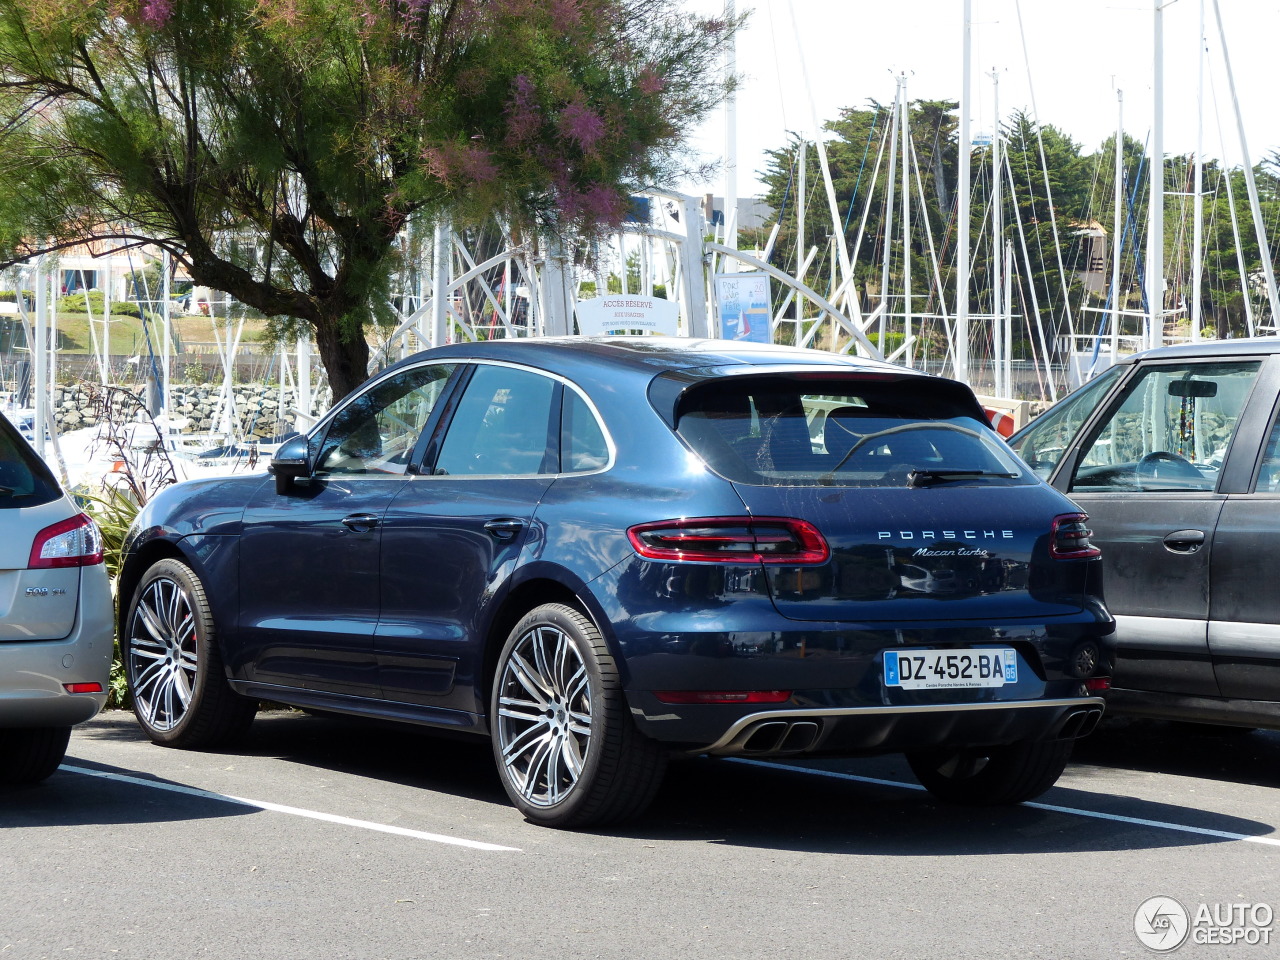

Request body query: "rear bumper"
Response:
[682, 696, 1105, 756]
[0, 565, 113, 729]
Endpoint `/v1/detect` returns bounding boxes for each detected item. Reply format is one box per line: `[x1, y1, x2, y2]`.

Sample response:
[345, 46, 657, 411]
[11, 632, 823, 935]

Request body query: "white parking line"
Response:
[729, 758, 1280, 849]
[61, 764, 521, 852]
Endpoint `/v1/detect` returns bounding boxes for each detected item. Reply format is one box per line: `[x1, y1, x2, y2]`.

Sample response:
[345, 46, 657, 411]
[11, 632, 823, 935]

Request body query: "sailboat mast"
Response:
[990, 68, 1002, 393]
[880, 88, 900, 355]
[955, 0, 972, 384]
[1148, 0, 1165, 350]
[901, 73, 912, 367]
[33, 257, 47, 459]
[797, 138, 806, 328]
[1111, 89, 1124, 363]
[1212, 0, 1280, 328]
[724, 0, 738, 254]
[1191, 0, 1205, 341]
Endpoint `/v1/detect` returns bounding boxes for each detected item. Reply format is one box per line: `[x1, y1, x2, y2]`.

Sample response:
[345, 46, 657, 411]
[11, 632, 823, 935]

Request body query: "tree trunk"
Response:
[312, 313, 372, 404]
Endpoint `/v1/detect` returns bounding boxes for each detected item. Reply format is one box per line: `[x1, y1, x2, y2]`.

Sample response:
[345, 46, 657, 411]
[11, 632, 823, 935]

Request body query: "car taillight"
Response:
[627, 517, 830, 564]
[28, 513, 105, 569]
[653, 690, 793, 704]
[1050, 513, 1100, 560]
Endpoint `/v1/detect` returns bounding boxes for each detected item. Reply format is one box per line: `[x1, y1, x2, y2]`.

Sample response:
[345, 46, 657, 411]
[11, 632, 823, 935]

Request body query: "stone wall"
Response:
[52, 383, 305, 439]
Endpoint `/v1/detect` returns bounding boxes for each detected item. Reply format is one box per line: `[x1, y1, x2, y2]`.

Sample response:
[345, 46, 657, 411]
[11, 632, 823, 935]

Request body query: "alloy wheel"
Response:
[495, 624, 594, 807]
[128, 576, 199, 732]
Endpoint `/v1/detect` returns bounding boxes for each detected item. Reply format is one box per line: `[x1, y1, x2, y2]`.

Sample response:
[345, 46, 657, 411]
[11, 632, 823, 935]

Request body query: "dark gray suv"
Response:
[1010, 338, 1280, 730]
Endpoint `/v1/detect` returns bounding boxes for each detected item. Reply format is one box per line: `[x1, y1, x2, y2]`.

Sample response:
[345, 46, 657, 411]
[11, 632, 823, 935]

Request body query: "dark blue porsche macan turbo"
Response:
[119, 337, 1114, 827]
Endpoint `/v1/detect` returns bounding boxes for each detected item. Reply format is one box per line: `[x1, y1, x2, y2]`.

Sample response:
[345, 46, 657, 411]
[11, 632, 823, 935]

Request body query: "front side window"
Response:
[675, 376, 1030, 488]
[315, 363, 455, 476]
[434, 364, 558, 476]
[1009, 365, 1122, 479]
[1070, 361, 1261, 493]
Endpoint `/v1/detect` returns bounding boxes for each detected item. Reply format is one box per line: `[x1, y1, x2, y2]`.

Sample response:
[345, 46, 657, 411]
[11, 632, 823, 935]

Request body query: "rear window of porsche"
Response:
[0, 416, 61, 508]
[674, 377, 1032, 488]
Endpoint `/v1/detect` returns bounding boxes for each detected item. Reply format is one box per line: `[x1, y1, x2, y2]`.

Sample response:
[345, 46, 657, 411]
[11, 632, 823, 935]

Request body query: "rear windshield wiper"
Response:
[907, 469, 1018, 488]
[0, 485, 14, 496]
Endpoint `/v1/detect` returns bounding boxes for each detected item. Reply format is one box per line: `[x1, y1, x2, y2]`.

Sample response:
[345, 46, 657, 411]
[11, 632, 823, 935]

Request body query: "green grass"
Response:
[44, 313, 271, 356]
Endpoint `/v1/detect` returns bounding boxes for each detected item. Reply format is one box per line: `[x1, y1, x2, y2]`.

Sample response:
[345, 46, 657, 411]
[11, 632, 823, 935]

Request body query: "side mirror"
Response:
[269, 435, 312, 494]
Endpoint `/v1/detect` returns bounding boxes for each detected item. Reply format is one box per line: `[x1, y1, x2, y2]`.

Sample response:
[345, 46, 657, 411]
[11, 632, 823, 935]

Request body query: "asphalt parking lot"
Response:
[4, 710, 1279, 960]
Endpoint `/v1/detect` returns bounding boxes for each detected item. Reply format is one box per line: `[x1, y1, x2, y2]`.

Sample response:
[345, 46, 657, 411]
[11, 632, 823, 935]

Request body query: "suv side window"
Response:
[434, 364, 558, 476]
[1069, 361, 1261, 493]
[315, 363, 455, 476]
[1008, 366, 1121, 479]
[561, 389, 609, 473]
[1256, 406, 1280, 493]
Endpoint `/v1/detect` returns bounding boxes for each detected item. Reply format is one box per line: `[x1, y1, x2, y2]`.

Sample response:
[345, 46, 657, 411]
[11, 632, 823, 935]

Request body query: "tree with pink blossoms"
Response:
[0, 0, 740, 398]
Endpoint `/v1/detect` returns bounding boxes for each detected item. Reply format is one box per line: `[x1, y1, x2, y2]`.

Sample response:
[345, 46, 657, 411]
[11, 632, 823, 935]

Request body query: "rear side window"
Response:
[674, 377, 1030, 488]
[435, 364, 558, 476]
[0, 416, 61, 508]
[561, 390, 610, 473]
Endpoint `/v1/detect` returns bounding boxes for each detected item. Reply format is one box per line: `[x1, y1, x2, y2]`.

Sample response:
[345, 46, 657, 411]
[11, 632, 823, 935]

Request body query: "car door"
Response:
[1208, 360, 1280, 701]
[1058, 358, 1264, 697]
[238, 362, 457, 697]
[375, 362, 562, 713]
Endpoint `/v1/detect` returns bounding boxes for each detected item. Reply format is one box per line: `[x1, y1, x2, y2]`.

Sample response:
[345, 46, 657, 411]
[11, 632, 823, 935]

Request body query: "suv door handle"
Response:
[1162, 529, 1205, 553]
[484, 518, 525, 540]
[341, 513, 380, 532]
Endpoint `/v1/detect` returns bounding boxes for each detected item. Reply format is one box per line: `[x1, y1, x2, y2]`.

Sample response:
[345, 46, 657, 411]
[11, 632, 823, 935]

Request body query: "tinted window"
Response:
[1009, 365, 1122, 479]
[561, 390, 609, 473]
[435, 365, 557, 476]
[1070, 361, 1261, 492]
[675, 377, 1029, 487]
[0, 414, 60, 508]
[316, 363, 455, 475]
[1254, 404, 1280, 493]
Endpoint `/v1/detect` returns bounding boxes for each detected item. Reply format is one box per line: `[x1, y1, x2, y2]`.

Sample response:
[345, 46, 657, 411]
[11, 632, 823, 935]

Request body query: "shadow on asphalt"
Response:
[616, 752, 1276, 853]
[2, 761, 258, 830]
[1072, 717, 1280, 790]
[42, 709, 1277, 855]
[72, 707, 511, 807]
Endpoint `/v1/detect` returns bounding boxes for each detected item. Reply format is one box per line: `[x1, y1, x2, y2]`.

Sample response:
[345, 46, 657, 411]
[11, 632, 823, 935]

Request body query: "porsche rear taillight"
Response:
[627, 517, 829, 564]
[1050, 513, 1100, 560]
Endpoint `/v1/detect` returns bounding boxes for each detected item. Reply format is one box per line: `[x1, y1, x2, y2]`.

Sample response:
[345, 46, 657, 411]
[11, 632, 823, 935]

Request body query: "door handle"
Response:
[341, 513, 380, 532]
[484, 518, 525, 540]
[1162, 529, 1205, 553]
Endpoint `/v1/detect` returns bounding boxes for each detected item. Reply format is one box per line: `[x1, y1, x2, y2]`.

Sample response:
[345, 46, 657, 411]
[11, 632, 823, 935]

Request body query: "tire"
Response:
[124, 558, 256, 749]
[490, 603, 667, 828]
[0, 727, 71, 785]
[907, 738, 1073, 806]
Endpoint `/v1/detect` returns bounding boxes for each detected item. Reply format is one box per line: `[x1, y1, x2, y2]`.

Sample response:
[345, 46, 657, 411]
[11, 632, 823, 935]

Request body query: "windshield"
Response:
[675, 377, 1032, 488]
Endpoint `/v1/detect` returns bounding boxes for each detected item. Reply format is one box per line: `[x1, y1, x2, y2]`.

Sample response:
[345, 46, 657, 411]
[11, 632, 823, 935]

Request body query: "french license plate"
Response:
[884, 649, 1017, 690]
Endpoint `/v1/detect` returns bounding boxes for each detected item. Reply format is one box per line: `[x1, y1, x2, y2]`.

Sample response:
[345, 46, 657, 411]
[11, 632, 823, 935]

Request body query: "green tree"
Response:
[0, 0, 737, 397]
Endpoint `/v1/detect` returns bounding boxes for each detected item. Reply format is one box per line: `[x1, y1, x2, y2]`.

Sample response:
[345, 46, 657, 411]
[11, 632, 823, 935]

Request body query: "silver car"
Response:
[1, 410, 113, 784]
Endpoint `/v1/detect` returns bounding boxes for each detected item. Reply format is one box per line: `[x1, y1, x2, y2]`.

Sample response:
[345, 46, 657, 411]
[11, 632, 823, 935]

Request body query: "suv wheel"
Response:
[490, 603, 667, 828]
[907, 739, 1073, 805]
[124, 558, 256, 748]
[0, 727, 71, 785]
